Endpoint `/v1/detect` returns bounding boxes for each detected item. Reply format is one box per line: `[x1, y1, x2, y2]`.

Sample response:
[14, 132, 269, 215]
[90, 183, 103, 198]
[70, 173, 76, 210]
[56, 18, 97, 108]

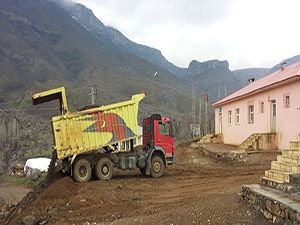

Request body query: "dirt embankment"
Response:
[3, 143, 278, 225]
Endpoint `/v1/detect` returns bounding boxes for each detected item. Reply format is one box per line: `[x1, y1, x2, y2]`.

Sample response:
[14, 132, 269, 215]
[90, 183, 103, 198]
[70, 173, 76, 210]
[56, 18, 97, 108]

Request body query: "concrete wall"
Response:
[215, 80, 300, 149]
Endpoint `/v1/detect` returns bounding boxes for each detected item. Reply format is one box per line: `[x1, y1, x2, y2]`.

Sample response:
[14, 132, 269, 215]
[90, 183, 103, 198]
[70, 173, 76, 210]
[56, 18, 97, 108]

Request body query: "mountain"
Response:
[53, 0, 186, 78]
[0, 0, 193, 173]
[0, 0, 190, 113]
[269, 55, 300, 73]
[233, 68, 270, 86]
[185, 59, 244, 102]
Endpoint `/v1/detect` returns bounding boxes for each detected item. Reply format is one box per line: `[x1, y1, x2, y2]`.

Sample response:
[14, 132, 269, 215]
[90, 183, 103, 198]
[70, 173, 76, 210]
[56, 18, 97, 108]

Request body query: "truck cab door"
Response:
[155, 121, 174, 157]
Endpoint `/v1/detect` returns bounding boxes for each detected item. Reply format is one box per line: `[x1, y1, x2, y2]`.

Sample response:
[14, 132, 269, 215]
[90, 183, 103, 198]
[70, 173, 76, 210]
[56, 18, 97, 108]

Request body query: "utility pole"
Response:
[191, 83, 195, 124]
[88, 85, 98, 105]
[199, 93, 202, 137]
[152, 71, 158, 109]
[205, 91, 208, 135]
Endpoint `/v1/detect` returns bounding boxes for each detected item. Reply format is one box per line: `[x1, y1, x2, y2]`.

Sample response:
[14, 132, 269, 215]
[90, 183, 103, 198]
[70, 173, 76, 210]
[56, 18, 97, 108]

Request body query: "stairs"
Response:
[199, 134, 223, 144]
[238, 133, 277, 151]
[261, 134, 300, 192]
[239, 133, 262, 150]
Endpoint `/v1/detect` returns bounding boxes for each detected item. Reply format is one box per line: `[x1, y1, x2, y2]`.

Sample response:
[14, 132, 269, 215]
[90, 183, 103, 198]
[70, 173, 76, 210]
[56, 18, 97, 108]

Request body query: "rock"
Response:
[29, 169, 41, 181]
[263, 210, 273, 220]
[17, 208, 23, 214]
[38, 219, 48, 225]
[0, 211, 8, 219]
[284, 219, 293, 225]
[296, 212, 300, 221]
[117, 184, 124, 189]
[48, 208, 59, 215]
[23, 215, 38, 225]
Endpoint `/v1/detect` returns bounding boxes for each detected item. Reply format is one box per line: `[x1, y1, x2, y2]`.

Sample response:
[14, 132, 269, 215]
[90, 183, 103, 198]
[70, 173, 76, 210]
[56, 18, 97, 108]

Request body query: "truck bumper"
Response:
[166, 155, 175, 165]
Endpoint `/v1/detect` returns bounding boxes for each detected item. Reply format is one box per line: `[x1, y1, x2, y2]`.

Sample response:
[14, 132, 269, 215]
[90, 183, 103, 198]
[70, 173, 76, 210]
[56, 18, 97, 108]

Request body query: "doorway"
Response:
[219, 112, 222, 134]
[271, 100, 276, 133]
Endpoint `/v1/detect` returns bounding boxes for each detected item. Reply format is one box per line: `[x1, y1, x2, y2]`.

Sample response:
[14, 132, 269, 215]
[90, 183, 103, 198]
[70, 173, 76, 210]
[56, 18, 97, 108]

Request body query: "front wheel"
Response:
[73, 159, 92, 183]
[150, 156, 165, 178]
[96, 157, 114, 180]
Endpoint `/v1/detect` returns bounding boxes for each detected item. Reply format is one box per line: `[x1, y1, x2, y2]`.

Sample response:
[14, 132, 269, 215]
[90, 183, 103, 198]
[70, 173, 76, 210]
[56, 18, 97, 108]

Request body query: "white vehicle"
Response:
[24, 158, 51, 176]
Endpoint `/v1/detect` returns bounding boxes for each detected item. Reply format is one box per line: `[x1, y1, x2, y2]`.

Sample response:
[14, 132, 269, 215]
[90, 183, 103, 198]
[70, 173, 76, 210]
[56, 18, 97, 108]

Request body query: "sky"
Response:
[73, 0, 300, 70]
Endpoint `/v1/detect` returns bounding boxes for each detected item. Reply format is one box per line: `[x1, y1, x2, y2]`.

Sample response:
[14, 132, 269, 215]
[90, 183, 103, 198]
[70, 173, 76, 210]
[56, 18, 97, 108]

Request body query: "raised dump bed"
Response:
[32, 87, 175, 182]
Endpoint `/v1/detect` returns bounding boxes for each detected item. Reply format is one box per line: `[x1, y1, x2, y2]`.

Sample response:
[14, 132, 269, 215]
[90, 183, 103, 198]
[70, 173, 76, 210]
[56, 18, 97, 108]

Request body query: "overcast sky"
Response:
[73, 0, 300, 70]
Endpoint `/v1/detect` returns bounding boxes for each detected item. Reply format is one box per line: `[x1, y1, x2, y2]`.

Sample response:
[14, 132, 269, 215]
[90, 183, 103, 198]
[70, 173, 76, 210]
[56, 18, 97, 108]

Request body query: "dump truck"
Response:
[32, 87, 175, 182]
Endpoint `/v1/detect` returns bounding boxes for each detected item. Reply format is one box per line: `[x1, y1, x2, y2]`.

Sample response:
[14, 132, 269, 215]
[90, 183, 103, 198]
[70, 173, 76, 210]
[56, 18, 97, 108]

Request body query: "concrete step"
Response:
[261, 176, 285, 184]
[277, 155, 300, 165]
[265, 170, 291, 183]
[282, 149, 300, 160]
[290, 140, 300, 150]
[271, 161, 300, 173]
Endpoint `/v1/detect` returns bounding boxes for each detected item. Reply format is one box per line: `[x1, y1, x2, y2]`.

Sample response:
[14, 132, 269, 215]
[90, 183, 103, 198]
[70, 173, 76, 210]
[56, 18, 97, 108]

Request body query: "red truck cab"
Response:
[142, 114, 175, 166]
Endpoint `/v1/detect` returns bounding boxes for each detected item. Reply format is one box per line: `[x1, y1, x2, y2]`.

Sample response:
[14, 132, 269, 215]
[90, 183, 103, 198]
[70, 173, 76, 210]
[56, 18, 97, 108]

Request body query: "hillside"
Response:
[0, 0, 192, 173]
[0, 0, 190, 113]
[54, 0, 186, 78]
[269, 54, 300, 73]
[233, 68, 270, 86]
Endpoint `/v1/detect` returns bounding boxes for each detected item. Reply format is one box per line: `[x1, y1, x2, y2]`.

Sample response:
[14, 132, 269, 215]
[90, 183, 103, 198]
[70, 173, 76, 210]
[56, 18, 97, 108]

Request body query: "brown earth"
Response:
[0, 183, 30, 207]
[4, 143, 278, 225]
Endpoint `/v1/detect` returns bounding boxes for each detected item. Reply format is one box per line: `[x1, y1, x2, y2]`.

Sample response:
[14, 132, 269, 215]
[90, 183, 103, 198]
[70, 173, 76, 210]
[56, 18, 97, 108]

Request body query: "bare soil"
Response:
[5, 144, 278, 225]
[0, 183, 30, 207]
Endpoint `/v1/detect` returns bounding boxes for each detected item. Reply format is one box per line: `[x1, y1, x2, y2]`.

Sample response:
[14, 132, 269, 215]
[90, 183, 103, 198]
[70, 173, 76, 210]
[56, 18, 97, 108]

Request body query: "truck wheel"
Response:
[150, 156, 165, 178]
[73, 159, 92, 183]
[96, 157, 113, 180]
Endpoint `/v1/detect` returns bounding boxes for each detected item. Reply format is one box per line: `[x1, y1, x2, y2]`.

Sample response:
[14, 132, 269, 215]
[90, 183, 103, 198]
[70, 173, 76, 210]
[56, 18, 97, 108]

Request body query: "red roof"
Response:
[214, 61, 300, 107]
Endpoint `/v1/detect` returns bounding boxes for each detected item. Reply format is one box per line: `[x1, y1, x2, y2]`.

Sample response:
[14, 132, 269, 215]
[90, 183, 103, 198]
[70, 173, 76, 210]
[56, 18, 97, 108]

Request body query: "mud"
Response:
[3, 143, 278, 225]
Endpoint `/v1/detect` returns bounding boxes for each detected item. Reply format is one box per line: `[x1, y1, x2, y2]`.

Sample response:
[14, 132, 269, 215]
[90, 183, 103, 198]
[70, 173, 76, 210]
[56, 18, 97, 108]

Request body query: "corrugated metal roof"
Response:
[214, 61, 300, 106]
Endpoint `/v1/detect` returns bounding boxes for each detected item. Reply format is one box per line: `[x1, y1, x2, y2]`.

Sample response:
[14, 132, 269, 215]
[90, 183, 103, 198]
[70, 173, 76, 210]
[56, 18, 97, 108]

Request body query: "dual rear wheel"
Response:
[73, 157, 113, 183]
[73, 155, 165, 182]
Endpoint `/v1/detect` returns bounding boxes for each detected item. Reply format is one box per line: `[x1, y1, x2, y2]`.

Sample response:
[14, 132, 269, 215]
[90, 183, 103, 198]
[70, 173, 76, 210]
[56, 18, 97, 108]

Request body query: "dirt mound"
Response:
[1, 151, 61, 225]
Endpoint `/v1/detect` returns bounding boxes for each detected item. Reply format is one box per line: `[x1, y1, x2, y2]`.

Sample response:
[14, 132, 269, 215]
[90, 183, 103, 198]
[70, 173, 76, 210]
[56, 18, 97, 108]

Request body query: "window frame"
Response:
[228, 110, 232, 126]
[235, 108, 240, 125]
[260, 101, 264, 113]
[283, 93, 290, 108]
[158, 121, 171, 136]
[248, 105, 254, 124]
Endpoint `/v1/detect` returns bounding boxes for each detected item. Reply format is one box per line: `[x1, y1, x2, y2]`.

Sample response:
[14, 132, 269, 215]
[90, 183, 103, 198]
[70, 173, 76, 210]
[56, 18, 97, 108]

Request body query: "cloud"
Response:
[72, 0, 300, 70]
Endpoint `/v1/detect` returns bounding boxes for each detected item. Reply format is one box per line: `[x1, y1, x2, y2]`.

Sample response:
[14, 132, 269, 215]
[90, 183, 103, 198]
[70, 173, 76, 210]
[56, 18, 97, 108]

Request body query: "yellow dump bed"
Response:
[32, 87, 145, 159]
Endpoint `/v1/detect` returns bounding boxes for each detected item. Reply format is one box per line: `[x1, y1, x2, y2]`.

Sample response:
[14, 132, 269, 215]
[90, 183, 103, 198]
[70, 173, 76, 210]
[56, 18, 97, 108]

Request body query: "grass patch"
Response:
[0, 173, 47, 188]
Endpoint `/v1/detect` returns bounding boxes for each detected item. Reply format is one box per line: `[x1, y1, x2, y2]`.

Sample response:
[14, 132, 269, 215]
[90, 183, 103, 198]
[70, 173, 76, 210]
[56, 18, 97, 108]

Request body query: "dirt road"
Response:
[0, 183, 30, 206]
[6, 144, 278, 225]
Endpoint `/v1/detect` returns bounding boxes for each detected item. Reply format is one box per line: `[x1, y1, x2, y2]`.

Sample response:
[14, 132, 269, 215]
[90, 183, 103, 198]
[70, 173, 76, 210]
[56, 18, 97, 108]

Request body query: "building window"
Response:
[228, 110, 232, 125]
[235, 108, 240, 125]
[248, 105, 254, 124]
[260, 101, 264, 113]
[283, 93, 290, 108]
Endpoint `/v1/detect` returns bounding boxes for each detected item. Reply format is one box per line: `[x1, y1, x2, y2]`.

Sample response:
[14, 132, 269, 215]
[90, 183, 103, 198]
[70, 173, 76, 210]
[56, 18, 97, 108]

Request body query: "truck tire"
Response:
[96, 157, 113, 180]
[150, 156, 165, 178]
[73, 159, 92, 183]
